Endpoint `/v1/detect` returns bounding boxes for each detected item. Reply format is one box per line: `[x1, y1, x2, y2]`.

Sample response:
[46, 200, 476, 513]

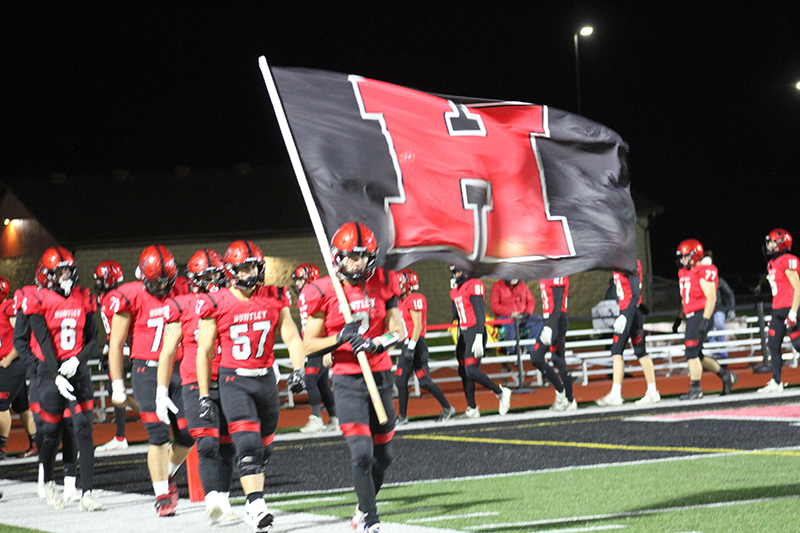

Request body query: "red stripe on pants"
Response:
[373, 430, 394, 445]
[228, 420, 260, 434]
[340, 422, 371, 437]
[40, 410, 62, 424]
[141, 411, 160, 423]
[262, 434, 274, 446]
[190, 427, 220, 439]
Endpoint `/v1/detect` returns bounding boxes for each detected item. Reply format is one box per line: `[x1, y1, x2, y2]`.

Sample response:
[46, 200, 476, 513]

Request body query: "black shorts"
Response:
[131, 358, 189, 446]
[0, 357, 27, 411]
[218, 367, 279, 445]
[683, 313, 706, 360]
[610, 309, 647, 358]
[332, 370, 395, 443]
[396, 338, 431, 379]
[37, 363, 94, 423]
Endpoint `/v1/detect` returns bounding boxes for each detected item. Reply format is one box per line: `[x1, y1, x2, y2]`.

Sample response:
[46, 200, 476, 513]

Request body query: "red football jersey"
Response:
[678, 263, 718, 314]
[0, 299, 15, 358]
[14, 286, 44, 361]
[108, 282, 174, 361]
[540, 277, 569, 316]
[300, 269, 400, 375]
[196, 286, 288, 370]
[165, 292, 219, 385]
[767, 253, 799, 309]
[97, 291, 116, 340]
[490, 280, 536, 317]
[22, 287, 95, 361]
[450, 278, 486, 328]
[613, 259, 643, 310]
[402, 292, 428, 338]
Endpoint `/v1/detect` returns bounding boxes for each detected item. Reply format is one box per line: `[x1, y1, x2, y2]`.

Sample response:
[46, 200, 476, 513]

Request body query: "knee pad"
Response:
[373, 443, 393, 472]
[219, 441, 235, 461]
[196, 435, 220, 458]
[418, 374, 435, 391]
[144, 421, 171, 446]
[347, 436, 373, 472]
[464, 365, 482, 381]
[237, 452, 264, 477]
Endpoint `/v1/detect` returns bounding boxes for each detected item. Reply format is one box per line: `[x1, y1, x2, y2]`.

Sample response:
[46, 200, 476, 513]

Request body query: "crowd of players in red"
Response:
[0, 224, 797, 533]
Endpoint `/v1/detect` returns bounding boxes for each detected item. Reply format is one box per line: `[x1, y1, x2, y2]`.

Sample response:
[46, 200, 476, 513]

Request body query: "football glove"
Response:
[336, 321, 362, 345]
[58, 357, 80, 379]
[787, 310, 797, 329]
[613, 315, 627, 335]
[111, 379, 127, 405]
[287, 368, 306, 394]
[55, 375, 76, 401]
[198, 395, 216, 423]
[471, 333, 484, 358]
[155, 385, 178, 425]
[352, 336, 380, 354]
[539, 326, 553, 346]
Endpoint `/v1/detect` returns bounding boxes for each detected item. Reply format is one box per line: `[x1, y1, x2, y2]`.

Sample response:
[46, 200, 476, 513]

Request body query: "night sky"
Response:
[3, 2, 799, 291]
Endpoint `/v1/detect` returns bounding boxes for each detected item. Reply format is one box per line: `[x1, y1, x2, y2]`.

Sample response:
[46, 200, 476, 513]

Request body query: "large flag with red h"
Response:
[261, 59, 637, 279]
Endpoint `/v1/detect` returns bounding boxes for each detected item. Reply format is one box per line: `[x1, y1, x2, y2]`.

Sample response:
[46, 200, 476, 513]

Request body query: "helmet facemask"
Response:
[51, 265, 78, 298]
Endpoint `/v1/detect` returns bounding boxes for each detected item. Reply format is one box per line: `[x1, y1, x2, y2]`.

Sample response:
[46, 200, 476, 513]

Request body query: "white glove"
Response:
[55, 375, 76, 401]
[58, 357, 80, 379]
[613, 315, 627, 335]
[787, 309, 798, 328]
[155, 385, 178, 425]
[273, 361, 282, 384]
[471, 333, 484, 358]
[111, 379, 127, 405]
[539, 326, 553, 346]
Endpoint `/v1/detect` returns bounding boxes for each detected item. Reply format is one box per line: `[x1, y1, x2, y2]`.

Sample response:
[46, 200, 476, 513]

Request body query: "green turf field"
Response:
[266, 450, 800, 532]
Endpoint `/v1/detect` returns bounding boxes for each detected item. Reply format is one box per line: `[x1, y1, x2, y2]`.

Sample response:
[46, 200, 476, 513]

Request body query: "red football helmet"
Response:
[94, 260, 124, 293]
[0, 276, 10, 301]
[399, 269, 419, 292]
[41, 247, 78, 297]
[138, 244, 178, 297]
[765, 228, 792, 258]
[34, 260, 48, 289]
[330, 222, 378, 283]
[291, 263, 320, 293]
[186, 249, 225, 293]
[676, 239, 704, 269]
[223, 240, 265, 290]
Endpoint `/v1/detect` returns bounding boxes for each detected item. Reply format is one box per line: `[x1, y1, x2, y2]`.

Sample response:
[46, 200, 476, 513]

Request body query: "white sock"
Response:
[205, 490, 219, 508]
[610, 383, 622, 396]
[64, 476, 77, 493]
[221, 492, 231, 511]
[647, 382, 658, 394]
[153, 480, 169, 497]
[168, 461, 181, 479]
[38, 463, 44, 484]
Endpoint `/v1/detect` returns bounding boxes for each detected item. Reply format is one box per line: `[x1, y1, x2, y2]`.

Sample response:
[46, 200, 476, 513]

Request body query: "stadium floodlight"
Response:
[573, 26, 594, 115]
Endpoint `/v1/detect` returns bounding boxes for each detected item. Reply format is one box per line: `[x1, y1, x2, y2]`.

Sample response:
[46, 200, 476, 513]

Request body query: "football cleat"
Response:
[497, 386, 512, 415]
[299, 415, 326, 434]
[679, 387, 703, 400]
[168, 476, 179, 507]
[45, 481, 65, 510]
[565, 399, 578, 411]
[63, 486, 81, 504]
[721, 371, 738, 396]
[464, 406, 481, 419]
[358, 523, 386, 533]
[244, 499, 273, 532]
[19, 444, 38, 458]
[395, 415, 408, 426]
[327, 416, 341, 433]
[79, 491, 103, 512]
[155, 494, 176, 517]
[96, 437, 129, 452]
[550, 390, 568, 411]
[634, 390, 661, 405]
[437, 405, 456, 422]
[757, 378, 784, 394]
[596, 392, 624, 407]
[350, 505, 365, 529]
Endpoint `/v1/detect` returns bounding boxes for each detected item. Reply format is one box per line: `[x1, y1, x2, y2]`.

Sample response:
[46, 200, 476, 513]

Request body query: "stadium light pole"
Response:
[573, 26, 593, 115]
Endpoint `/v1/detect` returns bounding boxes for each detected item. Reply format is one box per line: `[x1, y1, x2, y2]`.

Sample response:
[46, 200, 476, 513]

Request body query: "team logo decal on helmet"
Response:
[186, 249, 225, 293]
[41, 247, 78, 297]
[0, 276, 10, 301]
[223, 240, 265, 290]
[764, 228, 793, 260]
[676, 239, 704, 269]
[94, 260, 124, 293]
[138, 244, 178, 297]
[330, 222, 378, 283]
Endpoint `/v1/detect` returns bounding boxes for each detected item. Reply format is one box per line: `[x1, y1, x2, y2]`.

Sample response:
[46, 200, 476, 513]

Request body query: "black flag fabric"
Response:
[262, 60, 637, 279]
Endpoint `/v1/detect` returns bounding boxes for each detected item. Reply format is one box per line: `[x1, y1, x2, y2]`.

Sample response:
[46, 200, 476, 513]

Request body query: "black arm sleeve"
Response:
[384, 295, 398, 310]
[466, 294, 487, 339]
[29, 314, 60, 379]
[546, 287, 565, 328]
[451, 300, 458, 322]
[77, 311, 99, 365]
[13, 311, 36, 368]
